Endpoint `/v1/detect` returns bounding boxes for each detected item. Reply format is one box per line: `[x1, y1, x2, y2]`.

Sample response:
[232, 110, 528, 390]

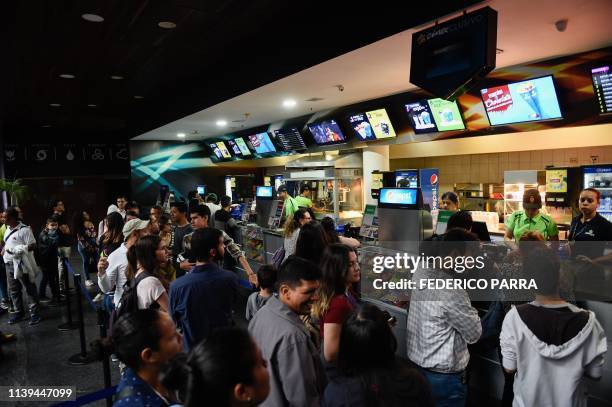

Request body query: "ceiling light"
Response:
[87, 104, 97, 107]
[81, 13, 104, 23]
[41, 124, 52, 128]
[158, 21, 177, 29]
[110, 75, 124, 80]
[134, 95, 144, 99]
[49, 103, 61, 107]
[283, 99, 297, 108]
[216, 120, 227, 127]
[59, 74, 76, 79]
[177, 133, 186, 138]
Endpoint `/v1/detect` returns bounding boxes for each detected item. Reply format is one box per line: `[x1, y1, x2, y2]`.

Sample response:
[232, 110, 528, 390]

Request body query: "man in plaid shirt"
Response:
[407, 229, 482, 407]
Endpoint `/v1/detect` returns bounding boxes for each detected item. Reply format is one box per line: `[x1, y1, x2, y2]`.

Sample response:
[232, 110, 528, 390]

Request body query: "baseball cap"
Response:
[277, 185, 288, 194]
[206, 193, 218, 203]
[522, 189, 542, 209]
[106, 204, 119, 215]
[300, 184, 311, 193]
[122, 219, 150, 239]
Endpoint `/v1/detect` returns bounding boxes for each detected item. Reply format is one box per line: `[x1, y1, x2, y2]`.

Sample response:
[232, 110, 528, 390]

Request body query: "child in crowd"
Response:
[245, 265, 276, 321]
[37, 216, 61, 304]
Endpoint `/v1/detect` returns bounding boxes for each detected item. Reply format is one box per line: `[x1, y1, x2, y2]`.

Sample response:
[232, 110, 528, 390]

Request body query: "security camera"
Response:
[335, 84, 344, 92]
[555, 19, 568, 32]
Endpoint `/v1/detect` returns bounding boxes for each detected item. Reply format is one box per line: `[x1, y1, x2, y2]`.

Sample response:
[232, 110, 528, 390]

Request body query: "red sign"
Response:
[481, 85, 513, 113]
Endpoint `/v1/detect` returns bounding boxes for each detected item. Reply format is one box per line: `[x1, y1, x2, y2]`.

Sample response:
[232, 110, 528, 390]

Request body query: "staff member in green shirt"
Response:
[504, 188, 559, 246]
[294, 184, 313, 209]
[277, 185, 298, 222]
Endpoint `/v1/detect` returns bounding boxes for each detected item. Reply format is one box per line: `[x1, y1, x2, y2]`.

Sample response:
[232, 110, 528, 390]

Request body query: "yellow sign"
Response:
[546, 169, 567, 193]
[371, 173, 383, 190]
[264, 176, 271, 186]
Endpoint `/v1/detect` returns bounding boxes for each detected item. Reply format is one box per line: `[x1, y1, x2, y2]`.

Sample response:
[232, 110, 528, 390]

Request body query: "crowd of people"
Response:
[0, 184, 609, 406]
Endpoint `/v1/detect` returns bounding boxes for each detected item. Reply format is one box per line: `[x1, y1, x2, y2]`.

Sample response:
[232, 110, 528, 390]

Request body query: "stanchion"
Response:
[57, 258, 79, 331]
[97, 307, 113, 407]
[68, 273, 96, 365]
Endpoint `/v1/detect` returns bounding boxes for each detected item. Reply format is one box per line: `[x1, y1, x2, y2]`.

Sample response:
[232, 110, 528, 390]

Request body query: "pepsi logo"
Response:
[430, 174, 438, 185]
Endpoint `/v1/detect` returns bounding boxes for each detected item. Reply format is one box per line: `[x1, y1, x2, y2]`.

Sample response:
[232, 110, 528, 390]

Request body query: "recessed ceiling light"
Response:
[59, 74, 76, 79]
[283, 99, 297, 108]
[177, 133, 186, 138]
[41, 124, 53, 128]
[49, 103, 61, 107]
[158, 21, 177, 29]
[134, 95, 144, 99]
[82, 13, 104, 23]
[216, 120, 227, 127]
[87, 104, 97, 107]
[110, 75, 124, 80]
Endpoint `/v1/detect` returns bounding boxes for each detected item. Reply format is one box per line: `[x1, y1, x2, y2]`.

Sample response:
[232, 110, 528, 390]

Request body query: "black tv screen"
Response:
[307, 120, 346, 145]
[271, 128, 307, 151]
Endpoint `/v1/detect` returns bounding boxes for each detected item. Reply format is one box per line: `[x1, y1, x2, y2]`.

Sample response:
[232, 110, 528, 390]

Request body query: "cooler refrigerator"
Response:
[582, 165, 612, 222]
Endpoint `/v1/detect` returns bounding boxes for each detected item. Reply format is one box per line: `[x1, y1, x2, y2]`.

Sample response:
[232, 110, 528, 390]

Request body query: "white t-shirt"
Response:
[97, 243, 128, 306]
[136, 273, 165, 310]
[205, 203, 221, 220]
[3, 223, 36, 263]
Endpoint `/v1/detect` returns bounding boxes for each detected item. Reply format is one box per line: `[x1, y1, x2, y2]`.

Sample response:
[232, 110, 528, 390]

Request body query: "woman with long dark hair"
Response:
[94, 309, 183, 406]
[294, 222, 328, 265]
[126, 234, 170, 312]
[73, 210, 98, 286]
[311, 244, 360, 362]
[162, 327, 270, 406]
[324, 304, 434, 407]
[320, 216, 360, 250]
[283, 208, 312, 260]
[99, 211, 124, 257]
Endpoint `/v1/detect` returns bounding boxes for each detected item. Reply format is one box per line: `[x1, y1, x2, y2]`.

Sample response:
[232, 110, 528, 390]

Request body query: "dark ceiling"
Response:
[1, 0, 482, 143]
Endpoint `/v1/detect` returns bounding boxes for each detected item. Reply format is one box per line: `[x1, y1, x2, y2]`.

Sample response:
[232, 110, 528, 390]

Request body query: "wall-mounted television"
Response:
[248, 132, 277, 154]
[591, 65, 612, 115]
[256, 186, 274, 199]
[271, 128, 307, 151]
[228, 137, 252, 157]
[208, 141, 232, 161]
[307, 119, 346, 145]
[349, 109, 396, 140]
[216, 141, 232, 159]
[406, 98, 466, 134]
[480, 75, 563, 126]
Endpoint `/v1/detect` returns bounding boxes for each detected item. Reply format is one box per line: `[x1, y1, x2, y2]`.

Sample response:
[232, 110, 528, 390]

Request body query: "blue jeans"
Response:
[77, 243, 97, 281]
[419, 368, 466, 407]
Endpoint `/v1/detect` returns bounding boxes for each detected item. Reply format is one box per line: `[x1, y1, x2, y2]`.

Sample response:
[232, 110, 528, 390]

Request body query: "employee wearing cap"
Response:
[277, 184, 299, 221]
[294, 184, 313, 209]
[504, 188, 558, 246]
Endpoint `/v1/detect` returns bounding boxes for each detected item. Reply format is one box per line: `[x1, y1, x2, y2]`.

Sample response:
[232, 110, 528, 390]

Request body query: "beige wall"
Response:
[391, 145, 612, 185]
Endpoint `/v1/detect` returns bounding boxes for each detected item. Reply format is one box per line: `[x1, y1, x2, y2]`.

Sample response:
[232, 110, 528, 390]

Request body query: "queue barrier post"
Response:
[97, 307, 113, 407]
[68, 273, 96, 366]
[57, 258, 79, 331]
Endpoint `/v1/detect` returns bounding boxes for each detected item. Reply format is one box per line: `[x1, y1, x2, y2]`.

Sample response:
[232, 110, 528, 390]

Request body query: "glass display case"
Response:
[359, 245, 411, 309]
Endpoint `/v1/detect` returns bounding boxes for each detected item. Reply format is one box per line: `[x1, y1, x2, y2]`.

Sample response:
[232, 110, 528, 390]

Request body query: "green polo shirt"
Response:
[283, 197, 299, 219]
[294, 195, 313, 209]
[0, 224, 6, 242]
[505, 210, 558, 241]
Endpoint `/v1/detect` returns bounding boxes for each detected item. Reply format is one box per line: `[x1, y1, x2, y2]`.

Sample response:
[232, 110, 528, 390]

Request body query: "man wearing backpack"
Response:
[97, 218, 151, 309]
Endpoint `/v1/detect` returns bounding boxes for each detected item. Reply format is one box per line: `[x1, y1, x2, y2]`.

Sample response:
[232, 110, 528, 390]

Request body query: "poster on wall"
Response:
[546, 169, 568, 193]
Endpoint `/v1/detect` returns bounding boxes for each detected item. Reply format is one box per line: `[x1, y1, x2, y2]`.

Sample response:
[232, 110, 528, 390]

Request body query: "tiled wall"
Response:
[390, 146, 612, 185]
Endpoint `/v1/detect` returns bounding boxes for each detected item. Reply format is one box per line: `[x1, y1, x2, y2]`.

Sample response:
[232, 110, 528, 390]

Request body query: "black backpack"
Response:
[114, 271, 152, 321]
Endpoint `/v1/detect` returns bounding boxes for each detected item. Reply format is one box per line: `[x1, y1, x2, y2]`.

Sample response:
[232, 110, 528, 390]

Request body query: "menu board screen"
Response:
[248, 132, 276, 154]
[349, 113, 377, 141]
[234, 138, 252, 156]
[427, 99, 465, 131]
[591, 65, 612, 114]
[405, 101, 437, 133]
[307, 120, 346, 145]
[271, 128, 307, 150]
[365, 109, 396, 139]
[216, 142, 232, 159]
[480, 75, 563, 125]
[209, 143, 223, 160]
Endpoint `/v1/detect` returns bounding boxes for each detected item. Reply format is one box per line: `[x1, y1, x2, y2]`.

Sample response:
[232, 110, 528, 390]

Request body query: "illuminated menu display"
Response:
[271, 128, 307, 151]
[591, 65, 612, 114]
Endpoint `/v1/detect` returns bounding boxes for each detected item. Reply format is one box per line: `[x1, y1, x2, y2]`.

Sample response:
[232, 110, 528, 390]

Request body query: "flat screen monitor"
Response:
[406, 98, 465, 133]
[480, 75, 563, 126]
[256, 186, 274, 199]
[591, 65, 612, 115]
[307, 119, 346, 145]
[208, 142, 225, 160]
[378, 188, 418, 209]
[248, 132, 277, 154]
[271, 128, 307, 151]
[215, 141, 232, 159]
[395, 171, 418, 188]
[348, 113, 377, 141]
[196, 185, 206, 196]
[365, 109, 396, 139]
[228, 138, 252, 157]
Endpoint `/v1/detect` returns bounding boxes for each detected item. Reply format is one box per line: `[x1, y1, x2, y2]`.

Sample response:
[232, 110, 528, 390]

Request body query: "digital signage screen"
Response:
[271, 128, 307, 151]
[307, 120, 346, 145]
[395, 171, 418, 188]
[216, 141, 232, 159]
[365, 109, 396, 139]
[405, 99, 465, 133]
[234, 137, 252, 156]
[209, 142, 224, 160]
[348, 113, 376, 141]
[378, 188, 418, 208]
[248, 132, 277, 154]
[480, 75, 563, 126]
[256, 186, 273, 199]
[591, 65, 612, 115]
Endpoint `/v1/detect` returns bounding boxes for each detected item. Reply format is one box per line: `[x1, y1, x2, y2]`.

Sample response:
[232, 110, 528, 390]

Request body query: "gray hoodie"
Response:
[500, 302, 607, 407]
